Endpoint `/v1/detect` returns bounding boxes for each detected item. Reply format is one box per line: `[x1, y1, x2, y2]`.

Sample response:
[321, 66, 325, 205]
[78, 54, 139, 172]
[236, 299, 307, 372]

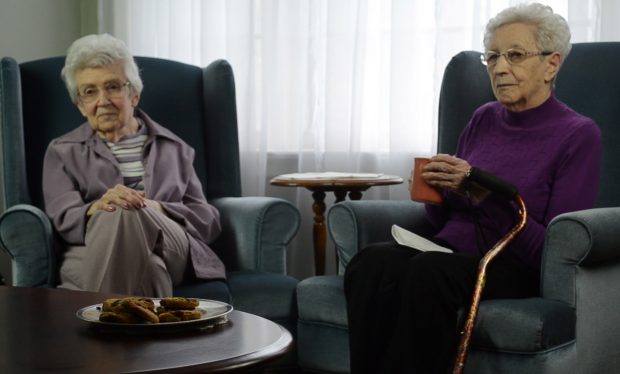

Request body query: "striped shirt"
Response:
[104, 120, 148, 191]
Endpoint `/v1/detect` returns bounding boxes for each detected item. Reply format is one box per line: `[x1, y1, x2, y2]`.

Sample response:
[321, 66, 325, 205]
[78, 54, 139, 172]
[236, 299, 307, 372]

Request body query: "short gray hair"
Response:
[61, 33, 143, 104]
[483, 3, 571, 63]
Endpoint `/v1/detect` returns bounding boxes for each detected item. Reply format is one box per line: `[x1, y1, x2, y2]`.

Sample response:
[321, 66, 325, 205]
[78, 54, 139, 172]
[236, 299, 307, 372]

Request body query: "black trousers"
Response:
[344, 241, 539, 374]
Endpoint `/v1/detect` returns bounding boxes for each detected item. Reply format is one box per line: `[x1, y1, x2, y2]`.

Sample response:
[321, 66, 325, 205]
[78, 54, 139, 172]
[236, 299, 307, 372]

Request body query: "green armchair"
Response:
[297, 42, 620, 373]
[0, 56, 300, 338]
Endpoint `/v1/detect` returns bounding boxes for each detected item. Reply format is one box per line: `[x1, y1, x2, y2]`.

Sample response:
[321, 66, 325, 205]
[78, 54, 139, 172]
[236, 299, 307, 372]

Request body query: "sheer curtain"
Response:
[99, 0, 618, 278]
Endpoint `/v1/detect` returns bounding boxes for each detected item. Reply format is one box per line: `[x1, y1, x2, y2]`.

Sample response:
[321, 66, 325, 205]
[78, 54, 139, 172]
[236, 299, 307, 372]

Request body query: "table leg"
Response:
[334, 190, 347, 203]
[311, 190, 327, 275]
[349, 190, 363, 200]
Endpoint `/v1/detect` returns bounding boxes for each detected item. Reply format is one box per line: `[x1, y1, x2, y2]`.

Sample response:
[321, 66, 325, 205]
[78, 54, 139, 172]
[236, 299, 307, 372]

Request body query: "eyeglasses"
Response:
[78, 81, 132, 104]
[480, 48, 553, 67]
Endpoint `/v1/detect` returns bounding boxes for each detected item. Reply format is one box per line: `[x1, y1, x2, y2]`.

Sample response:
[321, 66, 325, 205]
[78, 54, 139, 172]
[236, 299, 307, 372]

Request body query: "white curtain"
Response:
[99, 0, 618, 278]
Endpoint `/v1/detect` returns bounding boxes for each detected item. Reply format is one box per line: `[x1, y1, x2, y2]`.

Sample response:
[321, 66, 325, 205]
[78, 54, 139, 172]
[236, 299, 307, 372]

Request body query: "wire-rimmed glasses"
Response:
[480, 48, 553, 67]
[78, 81, 132, 104]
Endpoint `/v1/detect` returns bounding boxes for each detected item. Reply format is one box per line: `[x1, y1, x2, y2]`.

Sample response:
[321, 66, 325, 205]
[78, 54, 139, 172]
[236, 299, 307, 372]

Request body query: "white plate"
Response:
[76, 298, 233, 333]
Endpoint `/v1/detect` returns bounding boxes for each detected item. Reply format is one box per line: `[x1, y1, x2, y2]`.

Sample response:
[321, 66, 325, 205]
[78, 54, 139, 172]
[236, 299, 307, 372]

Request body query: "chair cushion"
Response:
[227, 270, 298, 323]
[175, 271, 298, 325]
[297, 321, 350, 373]
[297, 275, 347, 327]
[173, 279, 231, 303]
[297, 275, 349, 373]
[297, 278, 576, 353]
[470, 298, 575, 352]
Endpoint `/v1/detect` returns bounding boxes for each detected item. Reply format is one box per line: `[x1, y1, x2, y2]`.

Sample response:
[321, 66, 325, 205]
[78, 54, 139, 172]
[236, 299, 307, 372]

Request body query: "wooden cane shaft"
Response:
[453, 195, 527, 374]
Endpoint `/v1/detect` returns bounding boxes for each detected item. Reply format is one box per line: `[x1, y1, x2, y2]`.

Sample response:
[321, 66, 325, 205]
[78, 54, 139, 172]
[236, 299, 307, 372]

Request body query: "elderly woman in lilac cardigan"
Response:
[43, 33, 223, 297]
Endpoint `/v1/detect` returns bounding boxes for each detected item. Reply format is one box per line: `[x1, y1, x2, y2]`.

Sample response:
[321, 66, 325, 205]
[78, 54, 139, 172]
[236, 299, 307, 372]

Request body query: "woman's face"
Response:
[486, 22, 560, 112]
[75, 63, 140, 141]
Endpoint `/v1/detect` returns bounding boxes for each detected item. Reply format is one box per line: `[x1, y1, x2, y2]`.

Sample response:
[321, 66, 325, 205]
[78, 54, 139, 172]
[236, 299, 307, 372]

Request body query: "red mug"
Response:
[410, 157, 443, 205]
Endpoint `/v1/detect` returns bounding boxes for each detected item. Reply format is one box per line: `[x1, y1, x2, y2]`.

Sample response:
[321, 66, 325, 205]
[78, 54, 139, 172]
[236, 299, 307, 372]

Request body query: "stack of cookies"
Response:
[99, 297, 201, 324]
[158, 297, 202, 323]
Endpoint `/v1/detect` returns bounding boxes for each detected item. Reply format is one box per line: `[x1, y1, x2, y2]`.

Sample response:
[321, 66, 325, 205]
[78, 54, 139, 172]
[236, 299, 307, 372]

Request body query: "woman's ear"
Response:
[76, 102, 88, 117]
[131, 93, 141, 107]
[544, 52, 561, 83]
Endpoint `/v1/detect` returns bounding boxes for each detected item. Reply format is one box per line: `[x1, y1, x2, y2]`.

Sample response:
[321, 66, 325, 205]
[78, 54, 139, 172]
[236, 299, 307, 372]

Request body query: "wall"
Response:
[0, 0, 83, 63]
[0, 0, 87, 283]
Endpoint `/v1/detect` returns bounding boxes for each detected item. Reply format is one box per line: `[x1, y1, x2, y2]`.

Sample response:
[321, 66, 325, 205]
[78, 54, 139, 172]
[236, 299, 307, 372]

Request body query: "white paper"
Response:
[391, 224, 453, 253]
[275, 172, 384, 180]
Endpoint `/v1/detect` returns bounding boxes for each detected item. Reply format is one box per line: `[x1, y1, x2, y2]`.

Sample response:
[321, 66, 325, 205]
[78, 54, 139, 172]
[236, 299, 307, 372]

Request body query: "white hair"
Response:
[61, 33, 143, 103]
[483, 3, 572, 63]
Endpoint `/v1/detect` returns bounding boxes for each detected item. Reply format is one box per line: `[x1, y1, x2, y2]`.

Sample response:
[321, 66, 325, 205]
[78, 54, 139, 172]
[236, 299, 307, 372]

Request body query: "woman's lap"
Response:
[59, 207, 189, 297]
[344, 241, 539, 373]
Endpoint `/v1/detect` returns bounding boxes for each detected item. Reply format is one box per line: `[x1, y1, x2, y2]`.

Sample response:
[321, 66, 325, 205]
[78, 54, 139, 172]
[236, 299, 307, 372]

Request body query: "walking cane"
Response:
[452, 168, 528, 374]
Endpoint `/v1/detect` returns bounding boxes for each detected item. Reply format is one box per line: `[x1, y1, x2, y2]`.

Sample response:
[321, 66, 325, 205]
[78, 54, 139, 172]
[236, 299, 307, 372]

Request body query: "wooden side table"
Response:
[270, 172, 403, 275]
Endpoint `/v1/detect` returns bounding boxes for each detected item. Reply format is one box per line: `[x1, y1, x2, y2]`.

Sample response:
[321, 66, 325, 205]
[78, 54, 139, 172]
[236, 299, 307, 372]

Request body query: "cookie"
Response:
[121, 298, 159, 323]
[158, 312, 182, 323]
[158, 309, 202, 322]
[102, 298, 124, 313]
[129, 297, 156, 312]
[99, 311, 142, 324]
[159, 297, 199, 310]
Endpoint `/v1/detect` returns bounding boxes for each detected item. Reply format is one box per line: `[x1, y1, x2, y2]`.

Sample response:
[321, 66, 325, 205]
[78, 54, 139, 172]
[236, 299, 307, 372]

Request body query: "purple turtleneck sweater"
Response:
[426, 95, 602, 270]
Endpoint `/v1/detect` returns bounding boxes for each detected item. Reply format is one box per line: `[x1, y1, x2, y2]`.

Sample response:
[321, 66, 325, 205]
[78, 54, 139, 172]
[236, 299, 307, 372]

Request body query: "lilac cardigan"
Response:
[42, 109, 225, 280]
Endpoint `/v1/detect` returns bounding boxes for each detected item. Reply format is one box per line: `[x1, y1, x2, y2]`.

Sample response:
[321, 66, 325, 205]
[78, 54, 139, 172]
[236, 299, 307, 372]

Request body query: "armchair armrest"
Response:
[210, 196, 300, 274]
[327, 200, 434, 274]
[543, 207, 620, 305]
[0, 204, 55, 287]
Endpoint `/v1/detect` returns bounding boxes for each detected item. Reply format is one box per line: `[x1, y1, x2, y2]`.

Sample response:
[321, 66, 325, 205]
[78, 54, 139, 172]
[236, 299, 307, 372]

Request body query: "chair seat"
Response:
[174, 270, 298, 324]
[296, 276, 576, 373]
[468, 298, 575, 353]
[297, 277, 576, 354]
[227, 270, 299, 370]
[297, 275, 347, 327]
[227, 270, 299, 323]
[173, 278, 232, 303]
[297, 275, 350, 373]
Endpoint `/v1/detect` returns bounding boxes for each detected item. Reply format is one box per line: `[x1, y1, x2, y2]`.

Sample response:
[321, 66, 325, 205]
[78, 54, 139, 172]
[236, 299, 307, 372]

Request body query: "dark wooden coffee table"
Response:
[0, 286, 292, 373]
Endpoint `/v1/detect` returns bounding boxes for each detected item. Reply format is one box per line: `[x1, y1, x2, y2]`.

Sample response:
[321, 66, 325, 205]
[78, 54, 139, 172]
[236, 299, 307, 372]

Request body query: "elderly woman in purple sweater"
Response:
[43, 34, 223, 297]
[344, 3, 601, 373]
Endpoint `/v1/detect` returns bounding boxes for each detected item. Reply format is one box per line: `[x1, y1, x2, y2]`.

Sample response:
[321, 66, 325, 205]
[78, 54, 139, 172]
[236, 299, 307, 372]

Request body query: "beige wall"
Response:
[0, 0, 89, 283]
[0, 0, 83, 63]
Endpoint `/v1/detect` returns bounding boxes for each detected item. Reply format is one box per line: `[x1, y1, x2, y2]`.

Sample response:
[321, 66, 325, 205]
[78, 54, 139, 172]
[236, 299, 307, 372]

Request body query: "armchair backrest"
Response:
[0, 56, 241, 212]
[437, 42, 620, 208]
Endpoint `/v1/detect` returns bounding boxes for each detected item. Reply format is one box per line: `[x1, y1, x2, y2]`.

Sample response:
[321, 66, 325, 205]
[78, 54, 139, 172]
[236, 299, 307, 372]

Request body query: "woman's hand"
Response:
[422, 154, 490, 203]
[87, 184, 146, 216]
[422, 154, 471, 193]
